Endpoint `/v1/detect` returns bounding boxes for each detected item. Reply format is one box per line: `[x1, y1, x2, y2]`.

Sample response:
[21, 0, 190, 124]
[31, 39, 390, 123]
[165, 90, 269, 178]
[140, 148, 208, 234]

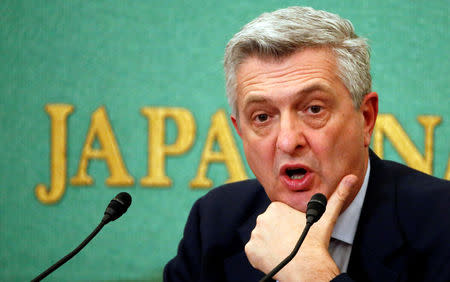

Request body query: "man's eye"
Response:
[255, 113, 269, 122]
[308, 105, 322, 114]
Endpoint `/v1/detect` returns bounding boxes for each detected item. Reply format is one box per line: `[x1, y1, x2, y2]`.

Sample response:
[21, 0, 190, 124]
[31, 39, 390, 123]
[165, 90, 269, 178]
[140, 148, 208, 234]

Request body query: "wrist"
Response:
[274, 252, 340, 282]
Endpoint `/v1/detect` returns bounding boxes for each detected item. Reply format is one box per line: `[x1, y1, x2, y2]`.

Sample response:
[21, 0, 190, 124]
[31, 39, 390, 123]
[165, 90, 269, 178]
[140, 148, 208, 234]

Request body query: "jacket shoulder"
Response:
[194, 179, 269, 233]
[380, 158, 449, 190]
[198, 179, 265, 208]
[376, 157, 450, 247]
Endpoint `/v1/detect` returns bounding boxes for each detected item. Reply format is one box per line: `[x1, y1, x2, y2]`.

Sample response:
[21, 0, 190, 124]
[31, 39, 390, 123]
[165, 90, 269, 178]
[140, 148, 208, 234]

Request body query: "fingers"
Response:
[245, 201, 306, 273]
[318, 174, 358, 237]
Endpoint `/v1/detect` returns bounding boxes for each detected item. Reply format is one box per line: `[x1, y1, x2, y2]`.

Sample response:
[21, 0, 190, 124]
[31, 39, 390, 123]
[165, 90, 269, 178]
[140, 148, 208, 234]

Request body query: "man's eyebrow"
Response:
[297, 83, 332, 95]
[242, 95, 270, 106]
[242, 83, 332, 107]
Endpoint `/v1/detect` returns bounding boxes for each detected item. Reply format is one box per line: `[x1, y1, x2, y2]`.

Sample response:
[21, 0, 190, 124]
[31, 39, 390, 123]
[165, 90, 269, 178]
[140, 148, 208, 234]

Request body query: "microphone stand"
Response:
[31, 192, 131, 281]
[31, 218, 110, 282]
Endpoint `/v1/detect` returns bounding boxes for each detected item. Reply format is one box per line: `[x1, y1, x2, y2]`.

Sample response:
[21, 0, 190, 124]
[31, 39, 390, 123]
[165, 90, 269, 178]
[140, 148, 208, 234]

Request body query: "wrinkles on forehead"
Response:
[241, 82, 335, 109]
[235, 48, 341, 110]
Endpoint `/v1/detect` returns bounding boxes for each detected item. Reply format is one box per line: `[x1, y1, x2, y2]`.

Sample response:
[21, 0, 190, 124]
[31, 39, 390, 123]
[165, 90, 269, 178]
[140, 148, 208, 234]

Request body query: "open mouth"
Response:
[286, 167, 307, 180]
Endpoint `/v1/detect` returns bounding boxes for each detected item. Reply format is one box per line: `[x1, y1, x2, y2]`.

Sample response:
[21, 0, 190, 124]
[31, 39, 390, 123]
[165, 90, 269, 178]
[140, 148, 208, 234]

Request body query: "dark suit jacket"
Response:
[164, 151, 450, 281]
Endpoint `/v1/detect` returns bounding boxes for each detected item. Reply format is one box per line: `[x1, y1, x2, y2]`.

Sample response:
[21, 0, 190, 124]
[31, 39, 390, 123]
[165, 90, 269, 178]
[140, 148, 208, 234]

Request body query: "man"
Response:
[164, 7, 450, 281]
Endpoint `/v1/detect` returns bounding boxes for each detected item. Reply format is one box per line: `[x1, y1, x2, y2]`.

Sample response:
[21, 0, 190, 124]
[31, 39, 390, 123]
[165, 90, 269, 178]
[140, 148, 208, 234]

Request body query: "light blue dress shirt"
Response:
[328, 160, 371, 272]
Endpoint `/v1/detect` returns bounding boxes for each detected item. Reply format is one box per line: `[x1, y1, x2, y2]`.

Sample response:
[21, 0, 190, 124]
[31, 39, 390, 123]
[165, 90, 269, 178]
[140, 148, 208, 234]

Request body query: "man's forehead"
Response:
[235, 48, 340, 105]
[236, 47, 336, 75]
[241, 82, 334, 106]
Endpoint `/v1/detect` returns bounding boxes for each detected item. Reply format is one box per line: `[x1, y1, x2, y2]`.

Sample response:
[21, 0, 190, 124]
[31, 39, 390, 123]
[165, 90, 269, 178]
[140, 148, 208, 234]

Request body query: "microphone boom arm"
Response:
[259, 222, 312, 282]
[258, 193, 326, 282]
[31, 220, 107, 282]
[31, 192, 131, 281]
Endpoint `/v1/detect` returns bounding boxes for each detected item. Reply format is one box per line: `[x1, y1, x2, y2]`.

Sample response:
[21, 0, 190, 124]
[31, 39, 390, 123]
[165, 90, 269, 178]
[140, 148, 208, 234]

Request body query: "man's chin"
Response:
[278, 194, 311, 213]
[286, 202, 308, 213]
[266, 185, 318, 212]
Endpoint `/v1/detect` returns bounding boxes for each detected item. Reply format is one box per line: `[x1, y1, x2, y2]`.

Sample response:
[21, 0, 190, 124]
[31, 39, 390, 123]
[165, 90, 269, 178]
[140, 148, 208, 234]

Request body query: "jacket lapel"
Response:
[348, 150, 404, 281]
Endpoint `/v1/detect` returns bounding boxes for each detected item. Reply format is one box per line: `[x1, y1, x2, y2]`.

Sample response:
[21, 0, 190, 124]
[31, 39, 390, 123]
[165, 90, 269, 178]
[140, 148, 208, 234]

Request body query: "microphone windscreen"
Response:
[114, 192, 132, 208]
[306, 193, 327, 224]
[103, 192, 132, 222]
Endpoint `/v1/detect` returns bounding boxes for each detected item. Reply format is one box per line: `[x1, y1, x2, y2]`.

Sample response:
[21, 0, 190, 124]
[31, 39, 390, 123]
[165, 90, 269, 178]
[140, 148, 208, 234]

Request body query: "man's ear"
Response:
[360, 92, 378, 147]
[230, 115, 242, 137]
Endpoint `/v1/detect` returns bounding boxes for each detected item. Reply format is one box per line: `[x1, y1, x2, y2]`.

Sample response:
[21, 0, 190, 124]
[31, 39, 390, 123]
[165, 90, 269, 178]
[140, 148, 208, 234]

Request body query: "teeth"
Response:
[290, 174, 305, 180]
[287, 168, 307, 180]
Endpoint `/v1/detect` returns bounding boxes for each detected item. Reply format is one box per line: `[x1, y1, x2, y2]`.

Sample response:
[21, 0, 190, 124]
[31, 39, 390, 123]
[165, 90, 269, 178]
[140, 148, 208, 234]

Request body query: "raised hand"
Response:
[245, 175, 358, 282]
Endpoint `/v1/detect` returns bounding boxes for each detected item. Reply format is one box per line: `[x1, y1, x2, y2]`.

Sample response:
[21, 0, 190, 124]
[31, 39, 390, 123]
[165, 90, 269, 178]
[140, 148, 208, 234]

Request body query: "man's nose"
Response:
[276, 114, 306, 154]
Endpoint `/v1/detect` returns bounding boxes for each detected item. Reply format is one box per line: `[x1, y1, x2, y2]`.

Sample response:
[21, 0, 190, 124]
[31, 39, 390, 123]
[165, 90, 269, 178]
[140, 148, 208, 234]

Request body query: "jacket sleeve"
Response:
[331, 273, 355, 282]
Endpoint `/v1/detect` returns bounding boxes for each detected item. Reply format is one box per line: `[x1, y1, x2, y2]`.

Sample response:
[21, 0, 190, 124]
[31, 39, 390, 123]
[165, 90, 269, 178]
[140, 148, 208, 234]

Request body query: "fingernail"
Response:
[344, 175, 357, 187]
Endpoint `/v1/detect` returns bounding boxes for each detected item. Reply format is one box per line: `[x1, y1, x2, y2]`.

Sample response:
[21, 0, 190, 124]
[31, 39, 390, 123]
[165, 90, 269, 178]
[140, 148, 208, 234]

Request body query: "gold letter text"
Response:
[373, 114, 441, 175]
[190, 109, 247, 188]
[35, 104, 74, 204]
[70, 106, 134, 186]
[140, 107, 196, 186]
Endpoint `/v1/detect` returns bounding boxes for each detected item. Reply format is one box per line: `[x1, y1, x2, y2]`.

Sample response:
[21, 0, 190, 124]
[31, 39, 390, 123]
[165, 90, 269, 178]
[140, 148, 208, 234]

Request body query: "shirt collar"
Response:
[331, 159, 370, 245]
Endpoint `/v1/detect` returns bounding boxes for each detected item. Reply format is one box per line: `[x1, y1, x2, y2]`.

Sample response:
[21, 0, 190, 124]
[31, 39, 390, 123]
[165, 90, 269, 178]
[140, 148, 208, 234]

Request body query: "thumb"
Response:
[317, 174, 358, 238]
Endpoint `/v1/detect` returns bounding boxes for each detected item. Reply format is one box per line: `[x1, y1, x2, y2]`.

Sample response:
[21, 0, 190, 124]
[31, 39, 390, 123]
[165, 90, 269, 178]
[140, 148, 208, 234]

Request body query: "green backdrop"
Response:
[1, 0, 448, 281]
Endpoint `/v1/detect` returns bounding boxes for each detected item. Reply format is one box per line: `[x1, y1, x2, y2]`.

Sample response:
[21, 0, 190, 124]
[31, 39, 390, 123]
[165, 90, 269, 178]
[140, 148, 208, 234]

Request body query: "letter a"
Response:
[70, 106, 134, 186]
[190, 109, 247, 188]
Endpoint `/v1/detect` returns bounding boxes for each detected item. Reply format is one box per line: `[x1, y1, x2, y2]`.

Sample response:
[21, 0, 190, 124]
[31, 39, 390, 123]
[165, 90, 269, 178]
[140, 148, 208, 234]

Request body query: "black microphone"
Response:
[31, 192, 132, 282]
[306, 193, 327, 224]
[102, 192, 132, 223]
[259, 193, 327, 282]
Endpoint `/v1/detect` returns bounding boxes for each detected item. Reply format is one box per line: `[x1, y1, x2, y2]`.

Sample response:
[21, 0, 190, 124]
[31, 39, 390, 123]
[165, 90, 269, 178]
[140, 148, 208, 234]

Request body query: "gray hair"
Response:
[224, 6, 371, 116]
